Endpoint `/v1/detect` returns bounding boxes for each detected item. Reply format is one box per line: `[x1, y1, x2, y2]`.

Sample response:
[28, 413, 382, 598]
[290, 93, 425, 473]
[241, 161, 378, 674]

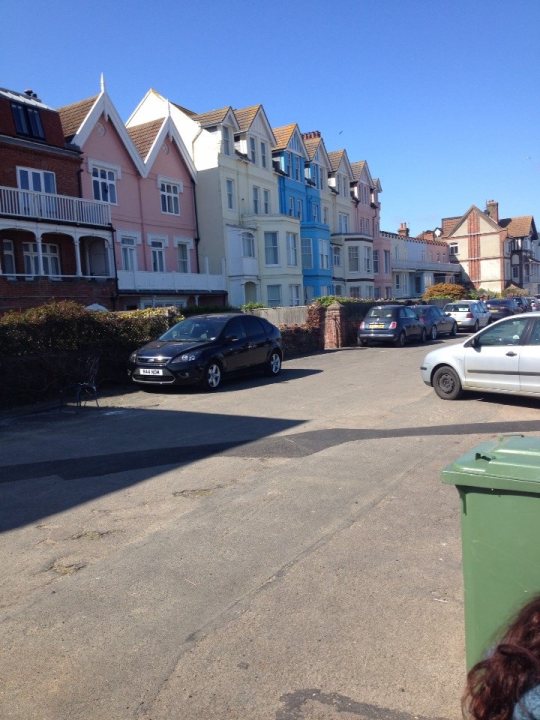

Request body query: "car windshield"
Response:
[159, 317, 226, 342]
[367, 307, 396, 319]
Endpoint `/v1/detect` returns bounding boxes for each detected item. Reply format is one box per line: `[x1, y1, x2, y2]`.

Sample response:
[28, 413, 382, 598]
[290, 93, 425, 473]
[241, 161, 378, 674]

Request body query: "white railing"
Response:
[0, 186, 111, 227]
[117, 270, 227, 292]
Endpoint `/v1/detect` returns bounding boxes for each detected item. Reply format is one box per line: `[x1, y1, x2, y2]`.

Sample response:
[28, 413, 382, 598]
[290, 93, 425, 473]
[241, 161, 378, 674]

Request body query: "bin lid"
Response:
[442, 434, 540, 493]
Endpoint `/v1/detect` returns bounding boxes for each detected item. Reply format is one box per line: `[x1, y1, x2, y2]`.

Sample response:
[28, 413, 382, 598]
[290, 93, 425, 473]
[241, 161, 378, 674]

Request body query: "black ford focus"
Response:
[128, 313, 283, 391]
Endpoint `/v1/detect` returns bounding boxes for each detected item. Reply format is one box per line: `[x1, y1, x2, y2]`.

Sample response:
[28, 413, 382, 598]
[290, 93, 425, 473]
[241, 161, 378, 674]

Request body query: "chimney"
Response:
[486, 200, 499, 223]
[302, 130, 321, 139]
[398, 222, 410, 237]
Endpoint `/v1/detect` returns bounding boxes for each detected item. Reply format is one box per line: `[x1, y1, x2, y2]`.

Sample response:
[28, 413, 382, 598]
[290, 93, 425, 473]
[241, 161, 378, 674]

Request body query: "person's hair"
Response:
[463, 595, 540, 720]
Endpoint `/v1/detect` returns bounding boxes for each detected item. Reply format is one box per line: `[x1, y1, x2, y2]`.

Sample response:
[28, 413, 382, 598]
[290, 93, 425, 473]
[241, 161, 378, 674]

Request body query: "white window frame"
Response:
[264, 232, 279, 266]
[17, 167, 57, 194]
[289, 284, 301, 306]
[263, 189, 270, 215]
[339, 213, 349, 233]
[320, 238, 329, 269]
[1, 239, 16, 275]
[226, 178, 235, 210]
[249, 136, 257, 163]
[288, 197, 295, 216]
[364, 246, 372, 273]
[373, 249, 379, 274]
[333, 245, 341, 267]
[241, 232, 255, 258]
[260, 141, 267, 168]
[267, 284, 282, 307]
[148, 235, 167, 273]
[297, 198, 303, 220]
[89, 159, 120, 205]
[23, 241, 60, 277]
[286, 232, 298, 266]
[158, 176, 183, 215]
[121, 235, 138, 271]
[302, 237, 313, 269]
[222, 126, 231, 155]
[348, 246, 360, 272]
[252, 186, 260, 214]
[177, 243, 189, 273]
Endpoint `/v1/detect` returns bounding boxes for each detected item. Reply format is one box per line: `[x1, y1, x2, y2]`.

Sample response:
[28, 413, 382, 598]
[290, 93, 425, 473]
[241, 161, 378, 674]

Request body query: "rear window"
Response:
[444, 304, 471, 312]
[366, 307, 396, 319]
[487, 300, 505, 307]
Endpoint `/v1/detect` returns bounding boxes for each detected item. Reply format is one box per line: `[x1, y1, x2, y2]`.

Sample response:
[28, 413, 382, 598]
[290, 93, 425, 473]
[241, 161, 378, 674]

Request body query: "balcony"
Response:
[117, 270, 227, 293]
[392, 257, 457, 273]
[0, 186, 112, 227]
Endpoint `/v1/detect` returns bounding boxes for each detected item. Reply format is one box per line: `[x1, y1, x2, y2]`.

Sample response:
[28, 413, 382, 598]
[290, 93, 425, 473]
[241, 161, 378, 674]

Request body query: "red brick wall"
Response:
[0, 140, 81, 195]
[0, 278, 116, 314]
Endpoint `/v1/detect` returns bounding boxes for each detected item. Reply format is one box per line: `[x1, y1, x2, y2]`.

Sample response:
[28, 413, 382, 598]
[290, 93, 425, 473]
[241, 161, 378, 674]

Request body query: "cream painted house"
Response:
[328, 149, 374, 298]
[128, 92, 303, 307]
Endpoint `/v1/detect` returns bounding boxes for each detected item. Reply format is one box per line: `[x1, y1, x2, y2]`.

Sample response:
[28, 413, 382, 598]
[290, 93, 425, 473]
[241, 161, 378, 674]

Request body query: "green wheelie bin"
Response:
[442, 434, 540, 669]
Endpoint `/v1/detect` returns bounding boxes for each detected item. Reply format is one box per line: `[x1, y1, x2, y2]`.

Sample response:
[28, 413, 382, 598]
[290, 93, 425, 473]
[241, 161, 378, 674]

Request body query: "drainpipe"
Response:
[110, 225, 119, 310]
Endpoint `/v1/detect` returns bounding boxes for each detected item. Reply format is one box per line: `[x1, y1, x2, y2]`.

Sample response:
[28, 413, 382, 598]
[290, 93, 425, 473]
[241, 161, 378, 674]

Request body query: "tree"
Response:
[422, 283, 468, 301]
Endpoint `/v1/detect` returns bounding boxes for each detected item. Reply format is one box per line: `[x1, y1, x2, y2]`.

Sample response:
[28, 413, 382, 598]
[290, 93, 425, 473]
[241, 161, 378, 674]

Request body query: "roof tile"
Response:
[58, 95, 99, 140]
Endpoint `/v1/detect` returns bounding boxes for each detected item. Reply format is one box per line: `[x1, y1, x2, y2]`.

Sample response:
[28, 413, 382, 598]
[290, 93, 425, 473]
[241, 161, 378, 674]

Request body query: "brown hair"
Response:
[463, 595, 540, 720]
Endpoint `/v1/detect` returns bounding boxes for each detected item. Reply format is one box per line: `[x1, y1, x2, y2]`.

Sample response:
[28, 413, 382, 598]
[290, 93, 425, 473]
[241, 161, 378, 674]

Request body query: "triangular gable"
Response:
[447, 205, 501, 238]
[351, 160, 373, 187]
[193, 106, 239, 131]
[60, 88, 145, 176]
[327, 149, 353, 179]
[272, 123, 308, 158]
[143, 116, 197, 181]
[234, 105, 276, 147]
[499, 216, 537, 239]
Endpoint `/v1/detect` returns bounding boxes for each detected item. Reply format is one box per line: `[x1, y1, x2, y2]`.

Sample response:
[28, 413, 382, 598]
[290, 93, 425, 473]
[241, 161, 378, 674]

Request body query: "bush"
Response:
[422, 283, 468, 301]
[0, 302, 184, 407]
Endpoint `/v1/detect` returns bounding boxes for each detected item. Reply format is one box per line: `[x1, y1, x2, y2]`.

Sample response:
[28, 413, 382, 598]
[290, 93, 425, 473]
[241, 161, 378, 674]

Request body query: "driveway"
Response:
[1, 340, 539, 720]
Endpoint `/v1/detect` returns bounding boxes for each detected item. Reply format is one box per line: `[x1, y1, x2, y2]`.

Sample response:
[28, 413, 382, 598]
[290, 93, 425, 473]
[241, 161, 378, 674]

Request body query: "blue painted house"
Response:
[272, 124, 333, 302]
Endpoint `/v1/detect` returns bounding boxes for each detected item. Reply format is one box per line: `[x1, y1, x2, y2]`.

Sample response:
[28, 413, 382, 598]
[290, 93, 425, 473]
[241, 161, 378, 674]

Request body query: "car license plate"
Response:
[140, 368, 163, 376]
[370, 323, 385, 328]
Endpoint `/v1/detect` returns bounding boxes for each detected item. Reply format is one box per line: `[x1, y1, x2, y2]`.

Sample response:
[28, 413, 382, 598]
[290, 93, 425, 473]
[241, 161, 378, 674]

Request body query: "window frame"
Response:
[264, 232, 279, 266]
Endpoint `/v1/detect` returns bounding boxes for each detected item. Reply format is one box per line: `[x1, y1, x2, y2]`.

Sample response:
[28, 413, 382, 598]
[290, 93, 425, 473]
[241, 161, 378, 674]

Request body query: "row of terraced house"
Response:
[1, 80, 539, 314]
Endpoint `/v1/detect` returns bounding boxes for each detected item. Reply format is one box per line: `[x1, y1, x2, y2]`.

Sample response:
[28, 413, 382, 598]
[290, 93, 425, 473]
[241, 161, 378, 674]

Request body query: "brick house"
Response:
[0, 87, 115, 313]
[441, 201, 540, 294]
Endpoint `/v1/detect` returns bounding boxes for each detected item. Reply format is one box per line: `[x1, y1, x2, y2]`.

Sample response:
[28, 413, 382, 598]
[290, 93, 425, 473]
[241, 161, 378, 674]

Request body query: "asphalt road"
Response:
[1, 339, 539, 720]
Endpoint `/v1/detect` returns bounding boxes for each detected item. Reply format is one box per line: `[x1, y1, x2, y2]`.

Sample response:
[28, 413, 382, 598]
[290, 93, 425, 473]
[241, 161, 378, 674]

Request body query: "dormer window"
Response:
[11, 103, 45, 140]
[260, 142, 267, 168]
[249, 137, 257, 163]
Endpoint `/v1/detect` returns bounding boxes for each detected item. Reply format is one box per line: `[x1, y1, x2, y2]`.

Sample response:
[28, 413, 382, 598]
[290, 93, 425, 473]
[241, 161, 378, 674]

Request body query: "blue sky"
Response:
[3, 0, 539, 236]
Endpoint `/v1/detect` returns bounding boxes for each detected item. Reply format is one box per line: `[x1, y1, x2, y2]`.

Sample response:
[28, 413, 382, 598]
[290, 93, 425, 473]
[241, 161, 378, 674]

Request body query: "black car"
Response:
[485, 298, 522, 321]
[128, 313, 283, 390]
[358, 304, 426, 347]
[410, 304, 458, 340]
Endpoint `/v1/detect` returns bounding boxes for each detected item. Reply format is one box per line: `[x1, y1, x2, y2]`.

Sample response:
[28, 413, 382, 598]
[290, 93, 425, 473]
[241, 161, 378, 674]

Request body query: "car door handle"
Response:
[506, 351, 517, 357]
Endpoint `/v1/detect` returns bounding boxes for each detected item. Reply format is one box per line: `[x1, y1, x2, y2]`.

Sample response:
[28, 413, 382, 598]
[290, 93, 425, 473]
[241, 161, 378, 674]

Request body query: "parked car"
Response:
[485, 298, 522, 321]
[410, 304, 458, 340]
[128, 313, 283, 391]
[358, 304, 426, 347]
[526, 297, 539, 311]
[420, 313, 540, 400]
[443, 300, 491, 332]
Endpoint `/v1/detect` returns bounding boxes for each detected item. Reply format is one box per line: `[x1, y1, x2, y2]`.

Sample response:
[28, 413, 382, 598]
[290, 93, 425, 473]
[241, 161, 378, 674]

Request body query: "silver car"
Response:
[420, 313, 540, 400]
[443, 300, 491, 332]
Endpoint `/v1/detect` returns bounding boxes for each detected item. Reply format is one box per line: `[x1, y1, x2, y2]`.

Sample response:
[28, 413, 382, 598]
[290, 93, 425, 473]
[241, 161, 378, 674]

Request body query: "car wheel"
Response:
[420, 328, 427, 343]
[264, 350, 282, 377]
[450, 322, 458, 337]
[432, 365, 462, 400]
[430, 325, 437, 341]
[201, 360, 222, 391]
[359, 339, 369, 347]
[394, 331, 406, 347]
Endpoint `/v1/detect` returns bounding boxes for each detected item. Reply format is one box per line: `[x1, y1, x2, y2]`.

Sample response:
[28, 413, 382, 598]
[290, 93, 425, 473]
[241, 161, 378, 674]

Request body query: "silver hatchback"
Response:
[443, 300, 490, 332]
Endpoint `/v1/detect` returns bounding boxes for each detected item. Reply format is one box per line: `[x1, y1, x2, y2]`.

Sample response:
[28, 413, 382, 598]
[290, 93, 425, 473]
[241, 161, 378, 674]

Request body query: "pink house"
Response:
[58, 82, 226, 310]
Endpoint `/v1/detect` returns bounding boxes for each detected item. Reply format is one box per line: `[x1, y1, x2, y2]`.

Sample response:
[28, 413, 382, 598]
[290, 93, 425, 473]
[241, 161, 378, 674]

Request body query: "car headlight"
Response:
[173, 350, 202, 363]
[129, 351, 138, 363]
